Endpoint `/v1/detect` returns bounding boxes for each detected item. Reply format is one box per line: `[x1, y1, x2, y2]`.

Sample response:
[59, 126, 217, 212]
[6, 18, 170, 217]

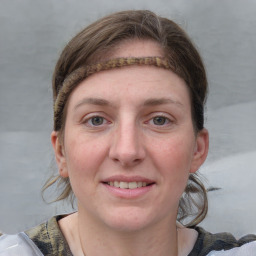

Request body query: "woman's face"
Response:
[52, 40, 208, 231]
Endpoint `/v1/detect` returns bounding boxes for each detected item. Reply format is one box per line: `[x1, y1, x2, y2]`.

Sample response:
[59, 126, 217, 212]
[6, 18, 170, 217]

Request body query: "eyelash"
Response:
[82, 115, 110, 128]
[146, 114, 173, 127]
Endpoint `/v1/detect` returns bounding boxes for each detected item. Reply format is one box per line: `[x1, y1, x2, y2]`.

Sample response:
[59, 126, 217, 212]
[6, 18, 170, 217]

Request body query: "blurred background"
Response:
[0, 0, 255, 237]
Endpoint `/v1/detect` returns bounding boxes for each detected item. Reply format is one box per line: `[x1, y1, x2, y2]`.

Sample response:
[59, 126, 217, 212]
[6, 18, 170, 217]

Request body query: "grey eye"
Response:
[153, 116, 168, 125]
[91, 116, 104, 126]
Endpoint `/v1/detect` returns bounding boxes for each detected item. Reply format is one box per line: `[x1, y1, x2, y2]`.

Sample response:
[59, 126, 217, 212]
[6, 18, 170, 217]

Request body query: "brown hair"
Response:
[43, 10, 208, 227]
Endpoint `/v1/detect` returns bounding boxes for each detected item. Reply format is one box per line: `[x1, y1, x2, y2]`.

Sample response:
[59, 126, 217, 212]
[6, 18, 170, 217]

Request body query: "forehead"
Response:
[68, 64, 190, 111]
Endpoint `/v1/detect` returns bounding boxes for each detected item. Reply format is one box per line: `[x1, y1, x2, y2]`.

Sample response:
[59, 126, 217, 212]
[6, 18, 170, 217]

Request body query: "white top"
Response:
[0, 232, 43, 256]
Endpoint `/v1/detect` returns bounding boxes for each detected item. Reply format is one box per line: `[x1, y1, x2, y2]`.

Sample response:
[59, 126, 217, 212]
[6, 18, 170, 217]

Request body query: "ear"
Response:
[190, 128, 209, 173]
[51, 131, 69, 178]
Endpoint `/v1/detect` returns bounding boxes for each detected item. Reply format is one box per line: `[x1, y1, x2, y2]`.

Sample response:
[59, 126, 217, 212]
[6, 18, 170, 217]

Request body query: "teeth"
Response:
[120, 182, 128, 189]
[128, 182, 137, 189]
[107, 181, 149, 189]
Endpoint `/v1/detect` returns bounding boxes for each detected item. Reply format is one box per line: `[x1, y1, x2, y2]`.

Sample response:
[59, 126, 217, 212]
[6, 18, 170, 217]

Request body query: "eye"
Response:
[152, 116, 170, 125]
[85, 116, 108, 127]
[151, 116, 171, 126]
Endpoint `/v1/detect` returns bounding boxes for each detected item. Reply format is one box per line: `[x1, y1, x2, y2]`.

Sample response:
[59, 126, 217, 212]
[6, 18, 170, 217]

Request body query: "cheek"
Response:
[145, 135, 195, 212]
[64, 133, 108, 177]
[149, 134, 195, 179]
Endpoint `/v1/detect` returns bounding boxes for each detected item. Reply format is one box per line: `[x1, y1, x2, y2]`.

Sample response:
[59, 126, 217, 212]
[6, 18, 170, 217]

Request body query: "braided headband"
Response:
[54, 56, 173, 131]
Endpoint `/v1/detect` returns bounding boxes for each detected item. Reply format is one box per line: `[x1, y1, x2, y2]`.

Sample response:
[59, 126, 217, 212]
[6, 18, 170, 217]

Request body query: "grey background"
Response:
[0, 0, 255, 237]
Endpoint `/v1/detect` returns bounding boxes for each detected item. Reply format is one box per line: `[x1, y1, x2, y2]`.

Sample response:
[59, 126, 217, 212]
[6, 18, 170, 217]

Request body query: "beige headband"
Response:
[54, 56, 173, 131]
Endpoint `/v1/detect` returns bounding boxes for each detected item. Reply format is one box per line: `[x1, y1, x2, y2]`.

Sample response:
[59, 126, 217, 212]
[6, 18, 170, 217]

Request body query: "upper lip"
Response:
[102, 175, 155, 184]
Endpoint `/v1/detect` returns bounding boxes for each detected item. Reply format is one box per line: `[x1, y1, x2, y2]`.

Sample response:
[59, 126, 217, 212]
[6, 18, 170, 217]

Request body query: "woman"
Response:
[0, 10, 255, 256]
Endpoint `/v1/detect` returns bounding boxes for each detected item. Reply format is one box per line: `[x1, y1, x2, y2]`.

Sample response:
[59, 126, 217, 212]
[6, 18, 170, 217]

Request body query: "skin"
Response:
[52, 40, 209, 256]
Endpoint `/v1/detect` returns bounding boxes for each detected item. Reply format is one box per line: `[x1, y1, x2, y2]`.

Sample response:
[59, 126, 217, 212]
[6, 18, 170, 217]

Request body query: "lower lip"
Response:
[102, 183, 154, 199]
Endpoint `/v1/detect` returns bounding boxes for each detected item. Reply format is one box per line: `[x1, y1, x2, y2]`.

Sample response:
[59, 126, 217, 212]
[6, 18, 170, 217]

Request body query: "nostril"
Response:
[111, 156, 142, 167]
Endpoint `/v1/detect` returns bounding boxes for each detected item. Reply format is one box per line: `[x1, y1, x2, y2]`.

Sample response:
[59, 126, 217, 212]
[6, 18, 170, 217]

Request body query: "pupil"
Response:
[153, 117, 166, 125]
[92, 116, 103, 126]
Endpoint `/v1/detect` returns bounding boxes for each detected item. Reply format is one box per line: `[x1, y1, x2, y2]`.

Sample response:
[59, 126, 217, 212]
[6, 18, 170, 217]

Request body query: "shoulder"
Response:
[189, 226, 256, 256]
[24, 215, 73, 256]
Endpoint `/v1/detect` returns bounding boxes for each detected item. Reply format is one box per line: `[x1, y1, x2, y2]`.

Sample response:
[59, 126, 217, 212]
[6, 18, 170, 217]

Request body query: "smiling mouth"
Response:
[105, 181, 154, 189]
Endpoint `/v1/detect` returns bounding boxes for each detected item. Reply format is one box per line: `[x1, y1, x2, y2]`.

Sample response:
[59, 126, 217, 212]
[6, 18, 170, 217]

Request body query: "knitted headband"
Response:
[54, 56, 174, 131]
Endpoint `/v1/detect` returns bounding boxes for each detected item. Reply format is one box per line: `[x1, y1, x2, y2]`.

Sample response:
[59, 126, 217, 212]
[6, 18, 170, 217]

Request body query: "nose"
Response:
[109, 121, 146, 167]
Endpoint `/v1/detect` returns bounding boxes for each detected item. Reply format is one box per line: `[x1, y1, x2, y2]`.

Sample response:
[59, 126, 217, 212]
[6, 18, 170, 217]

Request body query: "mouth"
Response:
[105, 181, 153, 189]
[102, 176, 155, 198]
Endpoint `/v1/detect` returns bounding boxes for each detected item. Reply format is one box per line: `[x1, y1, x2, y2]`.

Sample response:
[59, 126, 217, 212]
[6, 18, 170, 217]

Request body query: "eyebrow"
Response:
[74, 97, 184, 110]
[143, 98, 184, 108]
[74, 98, 111, 110]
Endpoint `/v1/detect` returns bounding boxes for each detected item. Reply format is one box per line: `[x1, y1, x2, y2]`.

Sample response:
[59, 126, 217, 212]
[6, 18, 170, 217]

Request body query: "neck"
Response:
[77, 210, 179, 256]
